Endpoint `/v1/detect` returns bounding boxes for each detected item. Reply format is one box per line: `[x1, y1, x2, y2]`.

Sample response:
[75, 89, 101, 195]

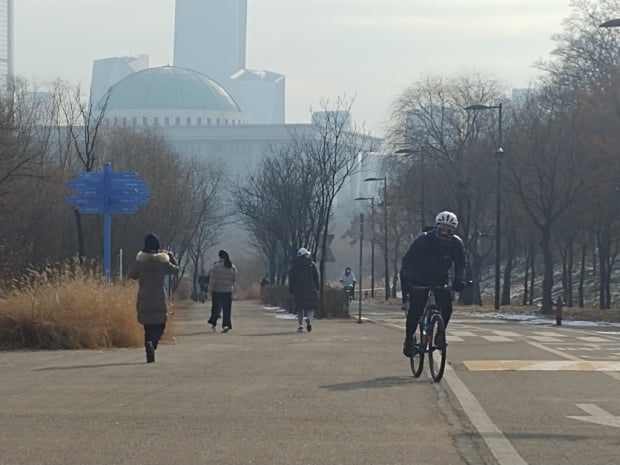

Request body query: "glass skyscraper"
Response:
[173, 0, 247, 84]
[0, 0, 13, 93]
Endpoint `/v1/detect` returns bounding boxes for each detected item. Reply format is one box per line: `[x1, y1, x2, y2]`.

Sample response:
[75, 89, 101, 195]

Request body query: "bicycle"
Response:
[403, 285, 448, 382]
[343, 284, 355, 302]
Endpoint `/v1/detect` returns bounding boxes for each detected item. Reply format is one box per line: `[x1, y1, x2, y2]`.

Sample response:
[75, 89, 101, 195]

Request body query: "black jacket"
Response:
[400, 230, 466, 286]
[288, 255, 320, 309]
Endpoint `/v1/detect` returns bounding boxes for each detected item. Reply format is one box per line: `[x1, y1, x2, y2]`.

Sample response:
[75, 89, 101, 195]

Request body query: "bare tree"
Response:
[299, 97, 374, 316]
[56, 83, 110, 261]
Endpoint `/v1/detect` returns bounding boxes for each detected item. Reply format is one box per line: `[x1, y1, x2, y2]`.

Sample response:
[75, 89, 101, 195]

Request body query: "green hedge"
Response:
[261, 285, 350, 318]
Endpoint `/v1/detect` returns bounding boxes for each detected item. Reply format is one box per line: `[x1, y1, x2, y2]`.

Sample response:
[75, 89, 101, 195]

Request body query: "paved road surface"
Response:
[0, 300, 493, 465]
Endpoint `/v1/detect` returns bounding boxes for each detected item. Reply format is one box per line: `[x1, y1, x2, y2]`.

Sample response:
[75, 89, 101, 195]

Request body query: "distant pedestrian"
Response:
[288, 247, 319, 333]
[198, 274, 209, 303]
[260, 275, 269, 287]
[128, 232, 179, 363]
[207, 250, 237, 333]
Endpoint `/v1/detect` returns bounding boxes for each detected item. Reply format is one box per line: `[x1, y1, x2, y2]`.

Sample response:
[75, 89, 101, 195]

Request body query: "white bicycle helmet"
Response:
[435, 211, 458, 228]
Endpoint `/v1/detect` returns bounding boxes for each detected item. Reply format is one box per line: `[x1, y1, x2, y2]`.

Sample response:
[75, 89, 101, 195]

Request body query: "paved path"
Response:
[0, 300, 494, 465]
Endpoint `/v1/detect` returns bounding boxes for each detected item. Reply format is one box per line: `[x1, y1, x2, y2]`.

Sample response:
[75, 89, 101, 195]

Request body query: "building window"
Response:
[175, 117, 181, 125]
[186, 117, 191, 125]
[164, 117, 170, 125]
[143, 117, 148, 125]
[154, 117, 159, 125]
[207, 117, 212, 125]
[216, 118, 220, 125]
[197, 117, 202, 125]
[225, 119, 228, 125]
[132, 117, 137, 126]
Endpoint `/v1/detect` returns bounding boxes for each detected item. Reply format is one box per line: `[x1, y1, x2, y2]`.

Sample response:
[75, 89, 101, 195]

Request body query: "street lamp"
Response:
[364, 177, 389, 301]
[394, 147, 426, 227]
[355, 196, 375, 297]
[464, 102, 504, 310]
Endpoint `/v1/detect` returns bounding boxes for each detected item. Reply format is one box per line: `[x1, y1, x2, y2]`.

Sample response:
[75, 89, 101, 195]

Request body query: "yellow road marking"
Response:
[464, 360, 620, 371]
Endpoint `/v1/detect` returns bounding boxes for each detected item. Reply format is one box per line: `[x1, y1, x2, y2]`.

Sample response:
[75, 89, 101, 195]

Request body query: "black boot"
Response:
[145, 341, 155, 363]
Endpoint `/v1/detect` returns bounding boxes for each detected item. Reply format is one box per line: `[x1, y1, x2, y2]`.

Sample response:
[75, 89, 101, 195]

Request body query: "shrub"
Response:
[260, 284, 349, 318]
[237, 283, 261, 300]
[0, 263, 177, 350]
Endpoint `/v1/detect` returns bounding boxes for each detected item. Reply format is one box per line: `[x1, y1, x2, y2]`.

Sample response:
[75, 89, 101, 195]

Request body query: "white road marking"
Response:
[450, 330, 477, 337]
[527, 336, 564, 342]
[567, 403, 620, 428]
[526, 340, 620, 381]
[481, 336, 512, 342]
[491, 330, 521, 337]
[444, 365, 528, 465]
[577, 336, 610, 342]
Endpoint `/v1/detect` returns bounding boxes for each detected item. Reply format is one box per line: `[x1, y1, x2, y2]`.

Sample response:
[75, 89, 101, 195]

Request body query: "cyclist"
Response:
[400, 211, 467, 357]
[339, 266, 357, 299]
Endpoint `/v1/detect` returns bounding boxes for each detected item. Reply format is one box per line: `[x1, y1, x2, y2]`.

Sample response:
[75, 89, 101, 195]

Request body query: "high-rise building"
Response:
[173, 0, 247, 84]
[0, 0, 13, 93]
[227, 69, 285, 124]
[90, 55, 149, 108]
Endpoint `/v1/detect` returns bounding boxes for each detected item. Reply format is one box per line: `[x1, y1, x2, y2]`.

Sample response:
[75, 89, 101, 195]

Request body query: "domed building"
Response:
[102, 66, 250, 128]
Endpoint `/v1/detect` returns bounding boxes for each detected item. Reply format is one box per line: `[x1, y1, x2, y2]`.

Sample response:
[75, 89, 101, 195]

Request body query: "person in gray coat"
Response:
[288, 247, 320, 333]
[128, 232, 179, 363]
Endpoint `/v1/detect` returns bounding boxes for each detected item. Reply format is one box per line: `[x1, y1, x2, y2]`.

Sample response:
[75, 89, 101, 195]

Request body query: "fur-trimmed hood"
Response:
[135, 251, 172, 264]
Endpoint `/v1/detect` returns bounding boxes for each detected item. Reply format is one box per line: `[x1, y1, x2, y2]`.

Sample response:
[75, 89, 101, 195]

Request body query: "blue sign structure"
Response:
[66, 162, 150, 281]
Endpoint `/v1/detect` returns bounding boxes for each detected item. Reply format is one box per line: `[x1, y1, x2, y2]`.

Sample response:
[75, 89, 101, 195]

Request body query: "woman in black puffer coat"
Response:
[288, 247, 320, 333]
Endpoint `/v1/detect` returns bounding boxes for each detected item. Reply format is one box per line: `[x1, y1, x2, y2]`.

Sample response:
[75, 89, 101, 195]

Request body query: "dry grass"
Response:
[0, 262, 178, 350]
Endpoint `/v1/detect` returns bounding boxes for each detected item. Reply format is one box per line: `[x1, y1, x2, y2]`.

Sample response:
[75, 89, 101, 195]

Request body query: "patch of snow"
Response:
[461, 311, 618, 327]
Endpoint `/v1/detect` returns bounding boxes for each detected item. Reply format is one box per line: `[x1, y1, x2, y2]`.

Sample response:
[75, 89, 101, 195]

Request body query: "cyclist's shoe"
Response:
[306, 319, 312, 332]
[297, 326, 304, 333]
[403, 338, 415, 358]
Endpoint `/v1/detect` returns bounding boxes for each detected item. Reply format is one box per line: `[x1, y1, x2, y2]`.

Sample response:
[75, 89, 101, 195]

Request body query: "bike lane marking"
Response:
[525, 339, 620, 382]
[463, 360, 620, 371]
[443, 364, 528, 465]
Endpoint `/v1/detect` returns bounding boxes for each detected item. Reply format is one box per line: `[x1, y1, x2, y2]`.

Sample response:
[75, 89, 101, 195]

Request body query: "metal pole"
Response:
[420, 150, 425, 228]
[494, 103, 503, 310]
[495, 155, 501, 310]
[103, 162, 112, 283]
[358, 213, 364, 323]
[370, 198, 375, 298]
[383, 178, 389, 301]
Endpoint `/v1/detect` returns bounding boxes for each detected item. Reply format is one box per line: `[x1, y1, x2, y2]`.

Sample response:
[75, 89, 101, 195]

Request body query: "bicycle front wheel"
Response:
[409, 325, 424, 378]
[428, 314, 447, 382]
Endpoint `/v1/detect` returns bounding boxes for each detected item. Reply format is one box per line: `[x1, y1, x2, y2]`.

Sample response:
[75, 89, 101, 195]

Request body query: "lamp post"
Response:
[364, 177, 389, 301]
[355, 196, 375, 297]
[357, 212, 364, 323]
[464, 103, 504, 310]
[395, 147, 425, 227]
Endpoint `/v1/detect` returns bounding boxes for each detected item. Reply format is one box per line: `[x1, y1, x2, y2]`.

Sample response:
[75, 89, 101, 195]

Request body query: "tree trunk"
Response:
[522, 244, 531, 306]
[578, 242, 586, 308]
[501, 235, 515, 306]
[567, 240, 574, 307]
[528, 244, 536, 306]
[540, 229, 554, 314]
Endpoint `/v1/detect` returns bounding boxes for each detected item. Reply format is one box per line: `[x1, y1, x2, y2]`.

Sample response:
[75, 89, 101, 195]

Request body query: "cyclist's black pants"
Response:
[405, 287, 453, 340]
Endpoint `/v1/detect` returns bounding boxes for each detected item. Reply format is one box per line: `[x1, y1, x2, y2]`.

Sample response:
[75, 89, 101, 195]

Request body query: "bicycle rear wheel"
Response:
[428, 314, 447, 382]
[409, 325, 424, 378]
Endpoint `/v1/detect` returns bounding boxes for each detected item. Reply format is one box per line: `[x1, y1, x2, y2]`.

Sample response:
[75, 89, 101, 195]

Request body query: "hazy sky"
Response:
[16, 0, 574, 135]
